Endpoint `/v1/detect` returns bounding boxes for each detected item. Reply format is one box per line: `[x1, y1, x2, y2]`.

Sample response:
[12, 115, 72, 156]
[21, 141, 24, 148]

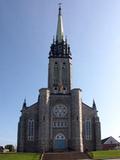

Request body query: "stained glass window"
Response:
[27, 119, 34, 141]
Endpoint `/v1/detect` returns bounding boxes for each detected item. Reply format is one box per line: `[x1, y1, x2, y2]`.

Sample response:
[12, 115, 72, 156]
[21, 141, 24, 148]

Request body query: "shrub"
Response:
[4, 144, 15, 152]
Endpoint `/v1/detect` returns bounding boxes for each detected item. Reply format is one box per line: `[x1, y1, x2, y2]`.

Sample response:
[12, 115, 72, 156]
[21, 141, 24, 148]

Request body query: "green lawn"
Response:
[0, 153, 41, 160]
[89, 150, 120, 159]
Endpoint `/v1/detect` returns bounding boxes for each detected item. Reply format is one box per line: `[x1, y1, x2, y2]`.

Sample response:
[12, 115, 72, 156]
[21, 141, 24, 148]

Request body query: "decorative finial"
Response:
[53, 36, 55, 43]
[92, 99, 96, 110]
[58, 3, 62, 15]
[24, 98, 26, 103]
[65, 36, 67, 42]
[22, 98, 27, 108]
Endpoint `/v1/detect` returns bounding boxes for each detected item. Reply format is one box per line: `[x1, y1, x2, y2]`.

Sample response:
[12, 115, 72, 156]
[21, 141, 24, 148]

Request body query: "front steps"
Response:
[42, 151, 90, 160]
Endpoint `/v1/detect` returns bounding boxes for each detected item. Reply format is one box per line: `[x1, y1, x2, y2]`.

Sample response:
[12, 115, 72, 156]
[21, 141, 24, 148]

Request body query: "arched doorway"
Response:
[53, 133, 66, 150]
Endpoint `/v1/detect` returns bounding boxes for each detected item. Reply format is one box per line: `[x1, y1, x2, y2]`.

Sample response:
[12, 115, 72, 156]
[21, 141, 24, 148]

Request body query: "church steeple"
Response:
[49, 6, 71, 58]
[48, 5, 72, 94]
[56, 4, 64, 43]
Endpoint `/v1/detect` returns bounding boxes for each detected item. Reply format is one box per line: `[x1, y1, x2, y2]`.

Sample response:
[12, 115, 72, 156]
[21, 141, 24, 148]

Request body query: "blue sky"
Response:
[0, 0, 120, 146]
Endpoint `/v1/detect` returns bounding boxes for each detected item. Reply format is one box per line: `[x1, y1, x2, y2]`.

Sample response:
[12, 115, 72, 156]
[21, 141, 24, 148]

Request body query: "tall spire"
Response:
[56, 4, 64, 43]
[49, 4, 71, 59]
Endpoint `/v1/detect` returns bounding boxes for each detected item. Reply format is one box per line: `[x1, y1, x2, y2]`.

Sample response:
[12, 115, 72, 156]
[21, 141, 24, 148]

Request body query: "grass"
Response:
[0, 153, 41, 160]
[89, 150, 120, 159]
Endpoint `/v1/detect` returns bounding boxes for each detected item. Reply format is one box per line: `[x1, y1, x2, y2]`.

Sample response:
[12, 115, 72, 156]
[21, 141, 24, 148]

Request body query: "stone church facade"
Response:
[17, 6, 101, 152]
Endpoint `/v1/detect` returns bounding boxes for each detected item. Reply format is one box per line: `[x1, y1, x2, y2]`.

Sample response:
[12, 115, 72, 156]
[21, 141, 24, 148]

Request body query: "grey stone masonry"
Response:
[71, 89, 83, 152]
[38, 88, 50, 152]
[17, 6, 101, 153]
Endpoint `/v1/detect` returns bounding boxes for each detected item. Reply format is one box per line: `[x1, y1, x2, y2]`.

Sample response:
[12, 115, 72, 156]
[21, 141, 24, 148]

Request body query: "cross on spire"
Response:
[58, 2, 62, 8]
[58, 3, 62, 15]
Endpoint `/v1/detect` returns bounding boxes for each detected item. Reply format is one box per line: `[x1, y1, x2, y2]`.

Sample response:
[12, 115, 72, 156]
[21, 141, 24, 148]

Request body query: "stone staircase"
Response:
[42, 151, 90, 160]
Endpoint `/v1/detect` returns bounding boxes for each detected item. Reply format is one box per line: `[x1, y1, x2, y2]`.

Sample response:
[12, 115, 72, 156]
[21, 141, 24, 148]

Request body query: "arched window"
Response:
[85, 119, 92, 140]
[62, 62, 67, 84]
[54, 62, 59, 84]
[27, 119, 34, 141]
[55, 133, 65, 140]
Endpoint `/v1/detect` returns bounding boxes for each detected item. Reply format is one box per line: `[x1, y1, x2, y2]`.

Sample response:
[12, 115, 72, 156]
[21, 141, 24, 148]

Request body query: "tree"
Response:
[5, 144, 15, 152]
[0, 146, 4, 152]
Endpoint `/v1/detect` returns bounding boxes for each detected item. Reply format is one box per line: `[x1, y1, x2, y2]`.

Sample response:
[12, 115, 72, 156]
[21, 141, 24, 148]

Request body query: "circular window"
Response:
[53, 104, 67, 118]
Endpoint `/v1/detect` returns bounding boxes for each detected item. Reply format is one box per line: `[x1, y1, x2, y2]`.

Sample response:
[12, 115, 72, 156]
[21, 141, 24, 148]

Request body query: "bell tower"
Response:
[48, 5, 72, 94]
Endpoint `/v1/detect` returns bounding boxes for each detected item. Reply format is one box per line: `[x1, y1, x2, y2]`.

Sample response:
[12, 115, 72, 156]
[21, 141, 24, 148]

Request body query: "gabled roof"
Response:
[82, 102, 93, 110]
[102, 136, 120, 144]
[101, 137, 110, 144]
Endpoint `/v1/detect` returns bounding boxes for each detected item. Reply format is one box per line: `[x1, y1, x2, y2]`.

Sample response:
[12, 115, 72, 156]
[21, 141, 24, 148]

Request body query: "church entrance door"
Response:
[53, 133, 66, 150]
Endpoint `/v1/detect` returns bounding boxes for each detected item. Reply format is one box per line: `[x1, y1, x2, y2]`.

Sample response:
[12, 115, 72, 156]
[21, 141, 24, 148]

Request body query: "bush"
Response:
[4, 144, 15, 152]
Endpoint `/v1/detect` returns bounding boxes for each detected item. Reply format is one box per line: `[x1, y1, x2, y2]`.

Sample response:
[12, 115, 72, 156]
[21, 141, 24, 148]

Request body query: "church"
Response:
[17, 6, 101, 152]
